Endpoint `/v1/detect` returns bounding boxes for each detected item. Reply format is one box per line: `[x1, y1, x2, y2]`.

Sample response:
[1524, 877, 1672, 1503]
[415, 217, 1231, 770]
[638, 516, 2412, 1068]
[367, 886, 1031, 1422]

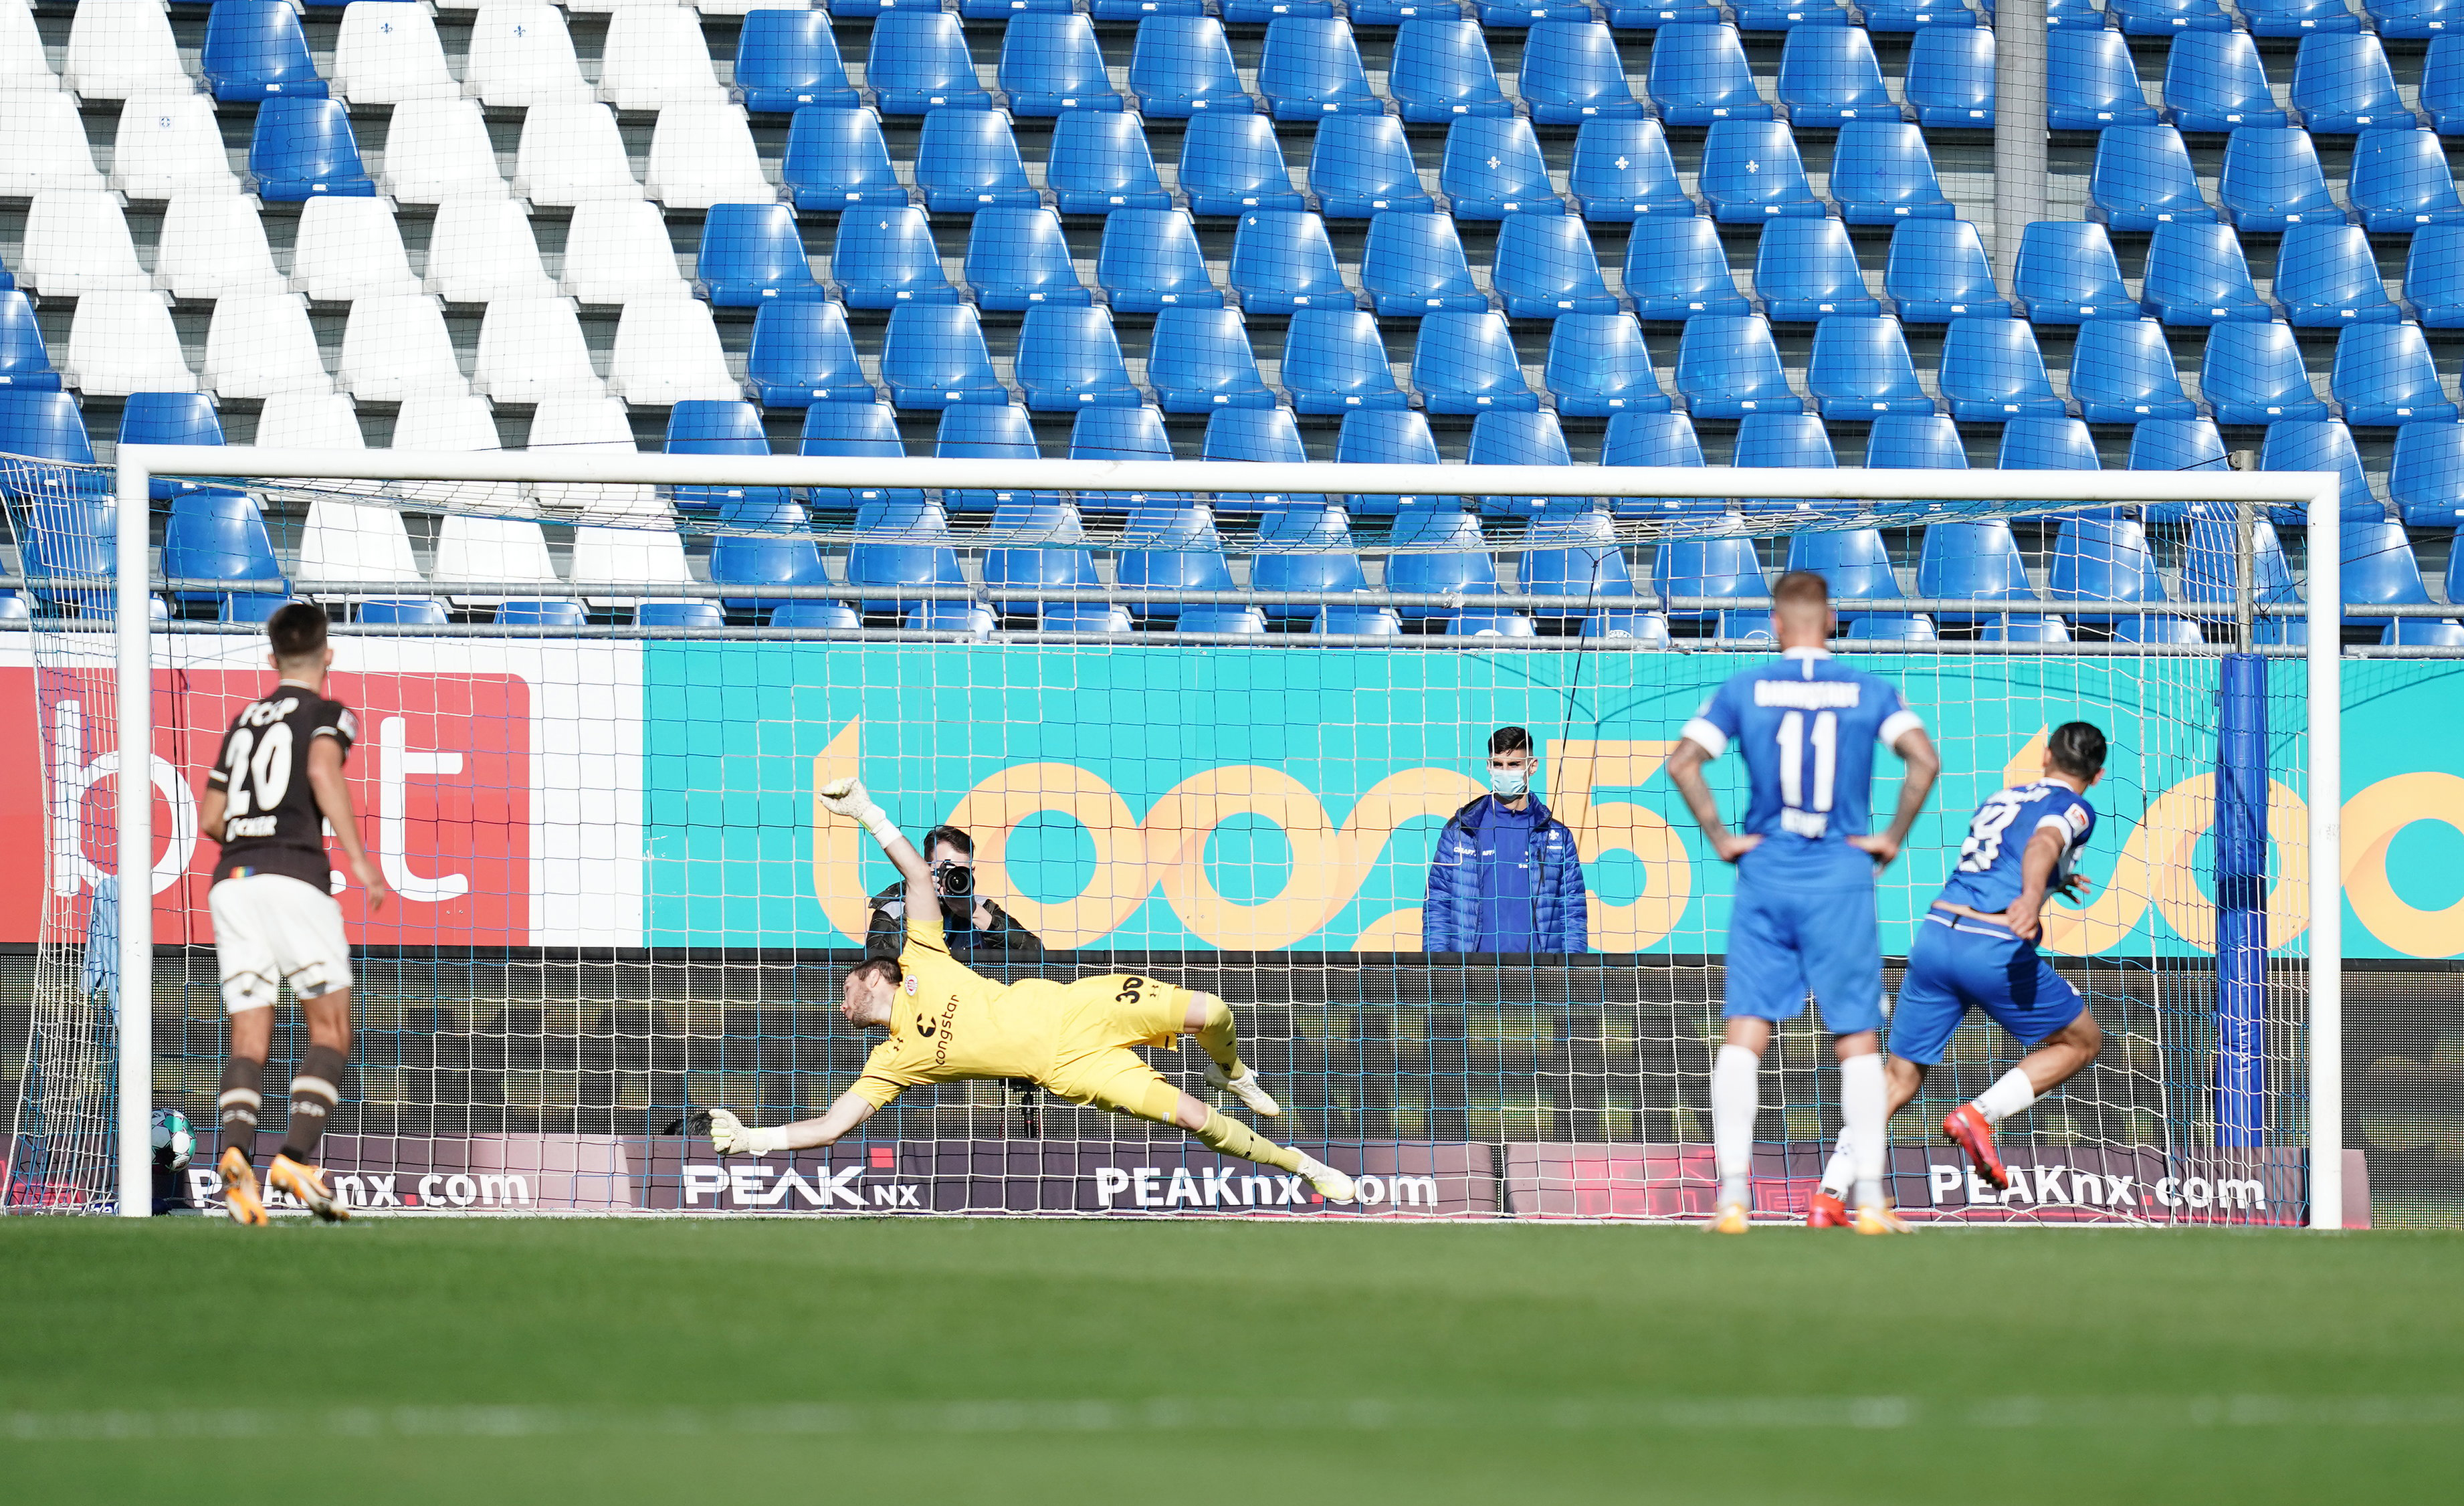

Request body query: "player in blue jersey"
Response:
[1665, 572, 1941, 1235]
[1812, 720, 2110, 1206]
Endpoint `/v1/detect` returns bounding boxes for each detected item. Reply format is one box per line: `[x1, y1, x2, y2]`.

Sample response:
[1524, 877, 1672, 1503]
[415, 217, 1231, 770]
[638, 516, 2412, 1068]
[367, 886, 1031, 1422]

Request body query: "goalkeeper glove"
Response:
[817, 777, 901, 849]
[706, 1107, 787, 1157]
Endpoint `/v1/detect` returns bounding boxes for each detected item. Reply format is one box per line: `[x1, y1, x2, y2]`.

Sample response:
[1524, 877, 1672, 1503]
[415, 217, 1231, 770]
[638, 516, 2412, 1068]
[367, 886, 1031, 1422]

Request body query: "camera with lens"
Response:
[933, 861, 975, 900]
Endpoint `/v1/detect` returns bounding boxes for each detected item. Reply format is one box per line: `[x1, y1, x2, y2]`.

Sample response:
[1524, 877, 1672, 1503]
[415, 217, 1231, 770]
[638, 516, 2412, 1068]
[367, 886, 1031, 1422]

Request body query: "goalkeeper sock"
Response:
[276, 1045, 347, 1164]
[1972, 1067, 2037, 1126]
[1839, 1051, 1886, 1209]
[1712, 1044, 1758, 1208]
[217, 1055, 264, 1163]
[1191, 993, 1243, 1077]
[1818, 1132, 1857, 1200]
[1193, 1109, 1302, 1174]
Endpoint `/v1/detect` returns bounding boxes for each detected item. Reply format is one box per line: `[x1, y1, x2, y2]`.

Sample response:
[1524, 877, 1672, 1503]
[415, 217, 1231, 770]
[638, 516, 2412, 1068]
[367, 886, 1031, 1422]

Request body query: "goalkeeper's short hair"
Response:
[847, 956, 902, 992]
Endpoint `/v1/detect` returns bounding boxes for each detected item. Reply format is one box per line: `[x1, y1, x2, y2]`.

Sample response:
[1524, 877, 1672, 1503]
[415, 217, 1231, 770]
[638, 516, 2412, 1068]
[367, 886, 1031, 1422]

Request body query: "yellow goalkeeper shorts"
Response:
[1041, 974, 1195, 1125]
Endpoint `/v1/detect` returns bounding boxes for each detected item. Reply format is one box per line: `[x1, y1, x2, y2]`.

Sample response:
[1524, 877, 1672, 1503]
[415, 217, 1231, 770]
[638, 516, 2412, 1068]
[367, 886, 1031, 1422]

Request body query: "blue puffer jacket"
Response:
[1420, 794, 1589, 954]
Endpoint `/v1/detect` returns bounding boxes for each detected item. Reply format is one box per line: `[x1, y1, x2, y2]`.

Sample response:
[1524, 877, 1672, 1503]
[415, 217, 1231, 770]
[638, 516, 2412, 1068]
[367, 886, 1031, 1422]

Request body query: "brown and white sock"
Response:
[217, 1055, 264, 1164]
[275, 1045, 348, 1166]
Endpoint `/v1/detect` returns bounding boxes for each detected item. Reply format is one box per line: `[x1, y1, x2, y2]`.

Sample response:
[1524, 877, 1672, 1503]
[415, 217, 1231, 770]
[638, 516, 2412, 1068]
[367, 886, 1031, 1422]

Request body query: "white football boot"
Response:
[1206, 1061, 1281, 1118]
[1293, 1152, 1357, 1204]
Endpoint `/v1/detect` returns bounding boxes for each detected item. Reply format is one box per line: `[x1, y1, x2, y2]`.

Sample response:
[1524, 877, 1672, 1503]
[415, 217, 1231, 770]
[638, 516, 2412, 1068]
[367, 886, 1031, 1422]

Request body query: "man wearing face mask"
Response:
[865, 825, 1043, 966]
[1420, 727, 1589, 954]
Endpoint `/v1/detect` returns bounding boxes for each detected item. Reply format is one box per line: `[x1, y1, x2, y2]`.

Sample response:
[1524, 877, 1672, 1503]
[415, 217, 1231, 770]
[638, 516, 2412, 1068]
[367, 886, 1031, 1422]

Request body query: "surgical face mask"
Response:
[1490, 764, 1530, 799]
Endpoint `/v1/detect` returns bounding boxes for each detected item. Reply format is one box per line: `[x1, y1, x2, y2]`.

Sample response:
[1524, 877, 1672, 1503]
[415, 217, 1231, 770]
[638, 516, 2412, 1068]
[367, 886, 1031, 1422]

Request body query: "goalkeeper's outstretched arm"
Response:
[818, 776, 932, 922]
[708, 1091, 878, 1156]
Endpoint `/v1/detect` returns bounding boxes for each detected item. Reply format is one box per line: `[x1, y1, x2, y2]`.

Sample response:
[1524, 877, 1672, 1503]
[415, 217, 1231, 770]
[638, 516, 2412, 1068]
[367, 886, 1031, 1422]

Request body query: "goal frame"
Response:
[102, 445, 2348, 1226]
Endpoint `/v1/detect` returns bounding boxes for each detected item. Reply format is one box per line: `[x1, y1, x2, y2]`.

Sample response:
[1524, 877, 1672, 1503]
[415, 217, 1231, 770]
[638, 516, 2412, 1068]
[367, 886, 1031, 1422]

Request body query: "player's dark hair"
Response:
[846, 956, 902, 993]
[266, 601, 328, 662]
[1772, 571, 1830, 611]
[1488, 726, 1532, 756]
[2047, 721, 2108, 779]
[923, 825, 974, 859]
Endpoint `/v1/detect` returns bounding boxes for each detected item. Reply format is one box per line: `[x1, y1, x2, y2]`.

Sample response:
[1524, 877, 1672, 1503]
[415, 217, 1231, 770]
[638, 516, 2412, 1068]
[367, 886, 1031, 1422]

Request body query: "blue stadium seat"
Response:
[1863, 0, 1978, 25]
[1906, 27, 1996, 128]
[1646, 25, 1773, 125]
[1069, 407, 1194, 511]
[882, 304, 1008, 408]
[356, 599, 450, 627]
[1440, 118, 1564, 218]
[0, 291, 56, 391]
[698, 204, 825, 307]
[2180, 515, 2299, 616]
[668, 401, 786, 515]
[165, 490, 284, 619]
[1732, 0, 1851, 27]
[1581, 609, 1669, 640]
[1700, 122, 1825, 223]
[1734, 411, 1837, 518]
[2090, 127, 2218, 231]
[1845, 614, 1936, 641]
[1362, 213, 1487, 314]
[1285, 310, 1408, 413]
[1311, 116, 1437, 218]
[867, 13, 993, 114]
[1755, 219, 1882, 319]
[1998, 415, 2101, 471]
[985, 498, 1098, 614]
[1520, 22, 1647, 124]
[2163, 35, 2291, 132]
[1546, 314, 1672, 415]
[1449, 607, 1541, 637]
[2336, 519, 2434, 627]
[493, 601, 587, 629]
[1475, 0, 1596, 23]
[1675, 315, 1805, 417]
[1939, 318, 2067, 419]
[1606, 0, 1725, 24]
[625, 601, 720, 630]
[832, 207, 959, 308]
[966, 207, 1092, 311]
[1350, 0, 1473, 18]
[1653, 538, 1766, 621]
[1152, 306, 1276, 411]
[1100, 210, 1224, 312]
[736, 13, 860, 112]
[1387, 508, 1500, 617]
[1885, 219, 2013, 322]
[1415, 311, 1540, 414]
[1115, 504, 1235, 621]
[916, 110, 1037, 212]
[1831, 122, 1956, 225]
[2425, 35, 2464, 134]
[2348, 128, 2464, 233]
[1518, 512, 1636, 614]
[710, 504, 830, 613]
[1337, 409, 1445, 511]
[784, 108, 907, 211]
[750, 302, 875, 407]
[1600, 411, 1710, 516]
[1570, 119, 1695, 221]
[1624, 217, 1754, 318]
[17, 487, 113, 606]
[2129, 417, 2231, 494]
[1494, 214, 1619, 318]
[770, 601, 861, 629]
[2332, 323, 2461, 424]
[2049, 31, 2160, 130]
[2070, 320, 2200, 421]
[1225, 0, 1338, 20]
[1467, 409, 1585, 516]
[1168, 605, 1266, 635]
[2109, 0, 2233, 32]
[1807, 315, 1934, 417]
[1259, 19, 1380, 120]
[1252, 507, 1369, 618]
[1017, 306, 1140, 411]
[250, 99, 375, 201]
[1785, 529, 1900, 605]
[1865, 412, 1967, 470]
[2404, 222, 2464, 324]
[1204, 406, 1323, 509]
[1230, 211, 1354, 313]
[2391, 421, 2464, 524]
[1916, 520, 2036, 620]
[1048, 112, 1170, 214]
[1001, 15, 1124, 116]
[121, 393, 226, 500]
[2290, 34, 2415, 133]
[935, 404, 1053, 512]
[2015, 222, 2136, 323]
[1128, 17, 1253, 118]
[848, 499, 965, 613]
[1391, 19, 1512, 123]
[2142, 222, 2274, 324]
[2218, 128, 2344, 231]
[2276, 223, 2402, 326]
[961, 0, 1074, 21]
[2238, 0, 2362, 35]
[1776, 27, 1894, 122]
[2201, 322, 2332, 422]
[1976, 615, 2075, 642]
[1180, 116, 1306, 215]
[203, 1, 326, 102]
[2262, 418, 2381, 518]
[801, 402, 922, 513]
[2372, 0, 2464, 37]
[1716, 611, 1776, 642]
[0, 389, 96, 498]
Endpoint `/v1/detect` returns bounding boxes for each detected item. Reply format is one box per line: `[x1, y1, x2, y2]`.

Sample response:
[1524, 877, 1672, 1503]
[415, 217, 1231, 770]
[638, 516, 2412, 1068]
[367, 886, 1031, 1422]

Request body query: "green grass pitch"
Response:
[2, 1218, 2456, 1505]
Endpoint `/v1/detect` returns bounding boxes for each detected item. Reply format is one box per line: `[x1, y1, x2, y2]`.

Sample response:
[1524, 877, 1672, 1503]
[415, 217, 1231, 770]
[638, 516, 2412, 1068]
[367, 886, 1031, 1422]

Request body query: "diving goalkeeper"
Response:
[702, 778, 1358, 1204]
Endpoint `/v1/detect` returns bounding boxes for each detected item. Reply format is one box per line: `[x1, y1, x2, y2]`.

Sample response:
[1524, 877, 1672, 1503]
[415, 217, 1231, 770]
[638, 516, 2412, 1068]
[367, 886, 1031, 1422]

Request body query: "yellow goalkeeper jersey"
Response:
[848, 902, 1073, 1108]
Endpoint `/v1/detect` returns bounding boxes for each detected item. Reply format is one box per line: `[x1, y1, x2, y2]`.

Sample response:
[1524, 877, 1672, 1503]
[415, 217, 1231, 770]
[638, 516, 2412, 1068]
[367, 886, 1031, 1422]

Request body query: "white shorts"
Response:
[209, 873, 353, 1014]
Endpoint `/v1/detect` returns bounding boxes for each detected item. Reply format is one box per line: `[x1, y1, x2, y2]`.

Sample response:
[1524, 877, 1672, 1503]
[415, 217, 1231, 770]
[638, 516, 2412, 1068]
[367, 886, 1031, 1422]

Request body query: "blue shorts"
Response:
[1722, 878, 1884, 1037]
[1888, 911, 2087, 1067]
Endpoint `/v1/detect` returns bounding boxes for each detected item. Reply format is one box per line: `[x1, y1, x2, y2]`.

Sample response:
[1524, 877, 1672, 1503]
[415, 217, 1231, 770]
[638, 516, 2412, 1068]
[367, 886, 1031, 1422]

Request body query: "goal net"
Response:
[3, 441, 2342, 1226]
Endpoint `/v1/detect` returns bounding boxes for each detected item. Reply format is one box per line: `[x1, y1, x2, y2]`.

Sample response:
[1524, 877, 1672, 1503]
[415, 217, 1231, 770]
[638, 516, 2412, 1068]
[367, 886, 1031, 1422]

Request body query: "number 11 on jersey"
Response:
[1776, 710, 1837, 838]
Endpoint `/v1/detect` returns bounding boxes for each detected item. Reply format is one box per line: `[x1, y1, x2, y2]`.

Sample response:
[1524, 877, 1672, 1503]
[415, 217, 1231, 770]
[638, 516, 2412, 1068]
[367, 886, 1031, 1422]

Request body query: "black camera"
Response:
[934, 861, 975, 899]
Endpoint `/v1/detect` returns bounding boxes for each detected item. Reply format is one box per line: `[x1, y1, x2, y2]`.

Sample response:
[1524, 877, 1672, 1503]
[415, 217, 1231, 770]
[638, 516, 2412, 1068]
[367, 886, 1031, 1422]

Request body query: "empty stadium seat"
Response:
[336, 293, 462, 402]
[1391, 19, 1511, 123]
[1337, 409, 1445, 510]
[1494, 215, 1618, 318]
[1865, 411, 1967, 470]
[63, 0, 187, 99]
[1441, 118, 1564, 218]
[1477, 0, 1594, 22]
[1316, 605, 1405, 635]
[1784, 529, 1900, 604]
[801, 401, 922, 514]
[1700, 122, 1825, 223]
[1569, 119, 1694, 221]
[1756, 219, 1882, 320]
[292, 195, 421, 302]
[868, 13, 993, 113]
[1863, 0, 1978, 26]
[2348, 129, 2464, 232]
[2405, 222, 2464, 324]
[1019, 306, 1141, 409]
[1231, 211, 1355, 313]
[735, 11, 859, 112]
[1362, 213, 1487, 314]
[665, 399, 775, 516]
[2390, 421, 2464, 524]
[0, 391, 95, 468]
[2061, 319, 2194, 422]
[1250, 507, 1369, 617]
[1831, 122, 1956, 225]
[1049, 112, 1170, 213]
[1387, 507, 1500, 616]
[332, 1, 456, 104]
[1732, 411, 1837, 519]
[985, 498, 1098, 613]
[112, 92, 241, 198]
[1115, 505, 1235, 621]
[646, 103, 775, 209]
[2331, 324, 2459, 423]
[203, 1, 326, 102]
[1906, 26, 1995, 128]
[1606, 0, 1724, 23]
[164, 488, 283, 617]
[1415, 312, 1539, 413]
[848, 500, 965, 613]
[2091, 126, 2218, 231]
[2262, 418, 2381, 518]
[2015, 222, 2136, 323]
[1653, 537, 1766, 621]
[1807, 315, 1933, 417]
[833, 207, 960, 308]
[710, 506, 831, 613]
[2374, 0, 2464, 37]
[2201, 321, 2332, 422]
[1885, 219, 2013, 322]
[560, 199, 686, 304]
[1516, 511, 1635, 614]
[2142, 222, 2273, 324]
[1286, 310, 1408, 413]
[2217, 128, 2341, 231]
[1776, 26, 1893, 122]
[527, 393, 661, 521]
[697, 203, 825, 306]
[254, 397, 364, 463]
[782, 108, 904, 212]
[394, 393, 523, 516]
[295, 492, 419, 595]
[965, 207, 1092, 310]
[2426, 35, 2464, 134]
[1520, 22, 1646, 124]
[2277, 224, 2401, 326]
[1128, 17, 1252, 118]
[2128, 418, 2231, 516]
[413, 197, 543, 305]
[1625, 217, 1754, 319]
[0, 90, 102, 197]
[1259, 19, 1379, 119]
[1997, 415, 2101, 475]
[1310, 116, 1437, 217]
[2239, 0, 2360, 35]
[882, 304, 1007, 407]
[0, 0, 46, 92]
[251, 99, 375, 201]
[466, 3, 593, 106]
[1675, 316, 1803, 417]
[1940, 318, 2067, 419]
[2163, 34, 2291, 132]
[937, 403, 1058, 513]
[203, 292, 332, 399]
[2290, 34, 2413, 132]
[2049, 31, 2159, 130]
[1203, 407, 1319, 509]
[748, 302, 874, 407]
[2110, 0, 2233, 31]
[1100, 210, 1224, 312]
[2337, 518, 2434, 624]
[0, 293, 55, 392]
[1916, 520, 2036, 619]
[770, 601, 861, 630]
[610, 300, 738, 405]
[19, 189, 148, 296]
[62, 292, 191, 397]
[513, 102, 641, 204]
[381, 98, 508, 203]
[1647, 25, 1772, 124]
[1003, 14, 1124, 115]
[1180, 115, 1307, 215]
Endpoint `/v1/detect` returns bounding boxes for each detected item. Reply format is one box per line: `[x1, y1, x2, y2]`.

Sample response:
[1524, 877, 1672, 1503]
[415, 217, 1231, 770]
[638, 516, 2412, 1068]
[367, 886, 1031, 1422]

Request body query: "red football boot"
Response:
[1943, 1103, 2011, 1190]
[1805, 1191, 1854, 1228]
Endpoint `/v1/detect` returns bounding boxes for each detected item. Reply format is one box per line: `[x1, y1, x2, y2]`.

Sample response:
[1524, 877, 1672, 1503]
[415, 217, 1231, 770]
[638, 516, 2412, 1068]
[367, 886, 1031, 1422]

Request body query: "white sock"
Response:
[1712, 1044, 1760, 1207]
[1973, 1067, 2037, 1126]
[1818, 1133, 1857, 1199]
[1839, 1052, 1886, 1209]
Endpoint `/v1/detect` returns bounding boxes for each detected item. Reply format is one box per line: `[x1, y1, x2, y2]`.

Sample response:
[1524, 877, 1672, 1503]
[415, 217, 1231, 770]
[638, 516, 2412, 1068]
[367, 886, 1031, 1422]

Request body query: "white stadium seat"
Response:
[643, 102, 774, 209]
[608, 298, 738, 403]
[63, 291, 195, 395]
[392, 391, 524, 512]
[0, 0, 54, 90]
[332, 1, 458, 104]
[558, 199, 690, 304]
[0, 93, 106, 195]
[338, 293, 468, 402]
[425, 195, 556, 302]
[466, 3, 595, 107]
[112, 90, 241, 197]
[380, 98, 508, 203]
[155, 191, 286, 299]
[526, 392, 662, 520]
[473, 296, 605, 401]
[513, 102, 643, 205]
[20, 189, 149, 294]
[62, 0, 189, 100]
[597, 7, 728, 111]
[290, 196, 422, 302]
[203, 292, 332, 398]
[432, 514, 562, 604]
[257, 391, 369, 450]
[299, 498, 424, 594]
[572, 525, 694, 606]
[568, 0, 694, 13]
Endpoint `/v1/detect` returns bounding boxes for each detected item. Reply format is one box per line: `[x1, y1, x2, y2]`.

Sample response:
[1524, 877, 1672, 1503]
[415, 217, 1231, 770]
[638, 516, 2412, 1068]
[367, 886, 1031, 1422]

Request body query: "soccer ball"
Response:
[151, 1108, 195, 1171]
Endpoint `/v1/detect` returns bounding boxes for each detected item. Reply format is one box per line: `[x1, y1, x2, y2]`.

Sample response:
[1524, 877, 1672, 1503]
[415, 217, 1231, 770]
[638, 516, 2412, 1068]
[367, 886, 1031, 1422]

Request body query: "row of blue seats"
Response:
[2089, 125, 2464, 233]
[2038, 0, 2458, 37]
[2051, 30, 2459, 134]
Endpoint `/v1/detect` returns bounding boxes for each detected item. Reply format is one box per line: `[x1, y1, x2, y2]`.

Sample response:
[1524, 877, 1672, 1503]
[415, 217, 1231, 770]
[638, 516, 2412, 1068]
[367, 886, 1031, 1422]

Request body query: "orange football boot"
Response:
[217, 1147, 268, 1227]
[1853, 1202, 1910, 1235]
[1805, 1190, 1854, 1228]
[1942, 1103, 2011, 1190]
[266, 1153, 349, 1223]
